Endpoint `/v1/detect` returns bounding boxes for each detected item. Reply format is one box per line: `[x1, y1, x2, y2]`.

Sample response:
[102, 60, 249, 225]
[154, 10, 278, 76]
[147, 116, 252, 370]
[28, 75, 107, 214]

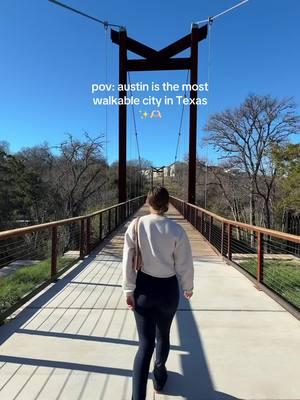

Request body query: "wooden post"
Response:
[228, 224, 232, 260]
[115, 206, 118, 229]
[209, 216, 213, 243]
[188, 24, 199, 205]
[118, 27, 127, 204]
[99, 212, 103, 241]
[51, 226, 58, 278]
[108, 209, 111, 233]
[86, 217, 91, 253]
[221, 221, 225, 256]
[80, 220, 85, 259]
[257, 232, 264, 283]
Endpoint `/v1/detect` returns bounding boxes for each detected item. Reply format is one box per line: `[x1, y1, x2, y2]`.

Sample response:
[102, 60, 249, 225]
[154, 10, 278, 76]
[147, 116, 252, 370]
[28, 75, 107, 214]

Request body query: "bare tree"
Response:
[210, 164, 248, 222]
[204, 94, 300, 228]
[54, 133, 107, 218]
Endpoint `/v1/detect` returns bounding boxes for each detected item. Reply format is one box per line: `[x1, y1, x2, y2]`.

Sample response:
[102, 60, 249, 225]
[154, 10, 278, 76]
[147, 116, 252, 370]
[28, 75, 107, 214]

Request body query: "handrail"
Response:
[170, 195, 300, 316]
[0, 194, 146, 322]
[170, 196, 300, 244]
[0, 195, 145, 240]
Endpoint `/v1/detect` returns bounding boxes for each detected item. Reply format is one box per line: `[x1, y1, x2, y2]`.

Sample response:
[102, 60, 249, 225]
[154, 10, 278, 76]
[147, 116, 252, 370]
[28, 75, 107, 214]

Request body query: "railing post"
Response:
[257, 232, 264, 283]
[108, 209, 111, 233]
[209, 216, 213, 243]
[51, 226, 58, 278]
[228, 223, 232, 260]
[86, 217, 91, 254]
[221, 221, 225, 256]
[80, 219, 85, 259]
[99, 212, 103, 241]
[115, 206, 118, 229]
[200, 211, 204, 234]
[194, 208, 197, 227]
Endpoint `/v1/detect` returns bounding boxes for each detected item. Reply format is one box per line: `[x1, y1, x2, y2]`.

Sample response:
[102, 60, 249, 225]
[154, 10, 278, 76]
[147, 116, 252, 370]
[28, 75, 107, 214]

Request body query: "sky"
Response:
[0, 0, 300, 166]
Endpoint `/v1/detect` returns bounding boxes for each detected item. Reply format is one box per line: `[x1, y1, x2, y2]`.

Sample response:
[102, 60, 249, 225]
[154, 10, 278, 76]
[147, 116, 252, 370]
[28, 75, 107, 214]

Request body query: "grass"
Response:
[0, 257, 76, 315]
[239, 258, 300, 309]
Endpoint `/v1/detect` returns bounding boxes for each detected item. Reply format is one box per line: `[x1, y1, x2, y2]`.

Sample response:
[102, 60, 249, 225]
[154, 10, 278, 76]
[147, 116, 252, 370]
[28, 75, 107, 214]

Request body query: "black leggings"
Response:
[132, 270, 179, 400]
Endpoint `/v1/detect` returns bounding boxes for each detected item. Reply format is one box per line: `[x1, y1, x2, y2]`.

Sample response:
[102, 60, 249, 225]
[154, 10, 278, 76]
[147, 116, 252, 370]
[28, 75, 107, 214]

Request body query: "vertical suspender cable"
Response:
[104, 24, 109, 207]
[174, 71, 190, 165]
[204, 19, 213, 209]
[128, 72, 142, 197]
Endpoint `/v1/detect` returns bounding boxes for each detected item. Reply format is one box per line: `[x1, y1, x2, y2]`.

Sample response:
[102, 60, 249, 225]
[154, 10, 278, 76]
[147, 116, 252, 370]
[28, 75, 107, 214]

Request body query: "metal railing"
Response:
[0, 195, 146, 321]
[170, 196, 300, 314]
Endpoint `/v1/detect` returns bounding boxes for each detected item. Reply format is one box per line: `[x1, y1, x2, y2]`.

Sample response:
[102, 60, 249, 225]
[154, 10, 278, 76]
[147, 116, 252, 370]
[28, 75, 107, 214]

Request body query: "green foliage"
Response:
[0, 148, 26, 226]
[272, 143, 300, 211]
[0, 135, 114, 230]
[0, 257, 74, 314]
[240, 258, 300, 309]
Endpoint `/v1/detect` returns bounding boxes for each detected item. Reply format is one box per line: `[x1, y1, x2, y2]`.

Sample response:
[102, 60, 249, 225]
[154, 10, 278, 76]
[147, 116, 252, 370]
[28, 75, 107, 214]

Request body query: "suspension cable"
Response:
[48, 0, 124, 29]
[204, 18, 214, 208]
[127, 72, 143, 196]
[127, 73, 142, 169]
[195, 0, 249, 25]
[174, 71, 190, 165]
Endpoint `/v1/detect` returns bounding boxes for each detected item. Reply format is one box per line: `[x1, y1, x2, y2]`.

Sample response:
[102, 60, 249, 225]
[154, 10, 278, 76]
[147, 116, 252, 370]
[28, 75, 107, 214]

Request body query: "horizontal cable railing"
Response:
[0, 195, 146, 321]
[170, 196, 300, 313]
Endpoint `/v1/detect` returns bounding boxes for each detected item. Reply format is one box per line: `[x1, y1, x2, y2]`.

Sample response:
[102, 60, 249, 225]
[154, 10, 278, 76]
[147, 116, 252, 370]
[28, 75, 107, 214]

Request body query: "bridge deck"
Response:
[0, 205, 299, 400]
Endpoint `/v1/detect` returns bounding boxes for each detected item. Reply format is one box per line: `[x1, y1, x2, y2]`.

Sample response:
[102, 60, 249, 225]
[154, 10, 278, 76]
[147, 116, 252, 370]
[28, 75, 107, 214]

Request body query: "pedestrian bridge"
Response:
[0, 201, 299, 399]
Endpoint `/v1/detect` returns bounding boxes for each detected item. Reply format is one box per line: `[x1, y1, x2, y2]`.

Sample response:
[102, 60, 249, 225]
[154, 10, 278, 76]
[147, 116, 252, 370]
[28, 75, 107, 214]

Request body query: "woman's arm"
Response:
[122, 219, 137, 297]
[173, 228, 194, 295]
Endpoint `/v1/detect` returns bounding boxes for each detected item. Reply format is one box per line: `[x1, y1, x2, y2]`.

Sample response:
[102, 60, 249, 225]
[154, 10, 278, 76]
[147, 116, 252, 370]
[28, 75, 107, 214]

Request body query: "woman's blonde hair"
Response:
[147, 186, 169, 214]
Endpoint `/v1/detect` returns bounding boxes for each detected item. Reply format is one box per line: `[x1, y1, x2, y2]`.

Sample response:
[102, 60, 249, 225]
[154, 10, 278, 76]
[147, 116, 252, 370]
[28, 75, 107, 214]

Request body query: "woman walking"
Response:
[122, 186, 194, 400]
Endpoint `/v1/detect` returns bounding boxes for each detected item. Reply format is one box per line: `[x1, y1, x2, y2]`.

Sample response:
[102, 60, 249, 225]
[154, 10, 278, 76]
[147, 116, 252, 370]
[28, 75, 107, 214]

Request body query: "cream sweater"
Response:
[122, 213, 194, 296]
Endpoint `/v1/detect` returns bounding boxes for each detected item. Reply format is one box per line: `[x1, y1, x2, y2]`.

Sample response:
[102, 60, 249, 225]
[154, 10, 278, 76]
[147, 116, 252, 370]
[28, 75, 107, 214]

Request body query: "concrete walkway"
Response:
[0, 205, 299, 400]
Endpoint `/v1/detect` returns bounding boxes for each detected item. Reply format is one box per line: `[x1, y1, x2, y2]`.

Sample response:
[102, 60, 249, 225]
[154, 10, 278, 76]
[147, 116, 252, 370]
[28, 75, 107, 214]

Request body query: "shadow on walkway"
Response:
[0, 205, 242, 399]
[152, 293, 242, 400]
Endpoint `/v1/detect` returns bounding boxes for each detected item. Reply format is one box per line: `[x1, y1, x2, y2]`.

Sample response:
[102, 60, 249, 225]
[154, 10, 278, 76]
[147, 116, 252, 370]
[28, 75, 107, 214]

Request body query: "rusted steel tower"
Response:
[111, 24, 208, 204]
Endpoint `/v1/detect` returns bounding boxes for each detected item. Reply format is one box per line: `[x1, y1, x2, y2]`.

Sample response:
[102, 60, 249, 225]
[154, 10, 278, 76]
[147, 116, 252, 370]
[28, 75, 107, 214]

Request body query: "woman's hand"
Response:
[184, 290, 193, 300]
[126, 294, 135, 310]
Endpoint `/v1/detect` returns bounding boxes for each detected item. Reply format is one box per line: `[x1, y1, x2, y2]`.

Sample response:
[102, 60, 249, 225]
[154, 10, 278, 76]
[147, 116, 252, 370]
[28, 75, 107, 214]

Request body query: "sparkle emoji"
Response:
[139, 110, 148, 119]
